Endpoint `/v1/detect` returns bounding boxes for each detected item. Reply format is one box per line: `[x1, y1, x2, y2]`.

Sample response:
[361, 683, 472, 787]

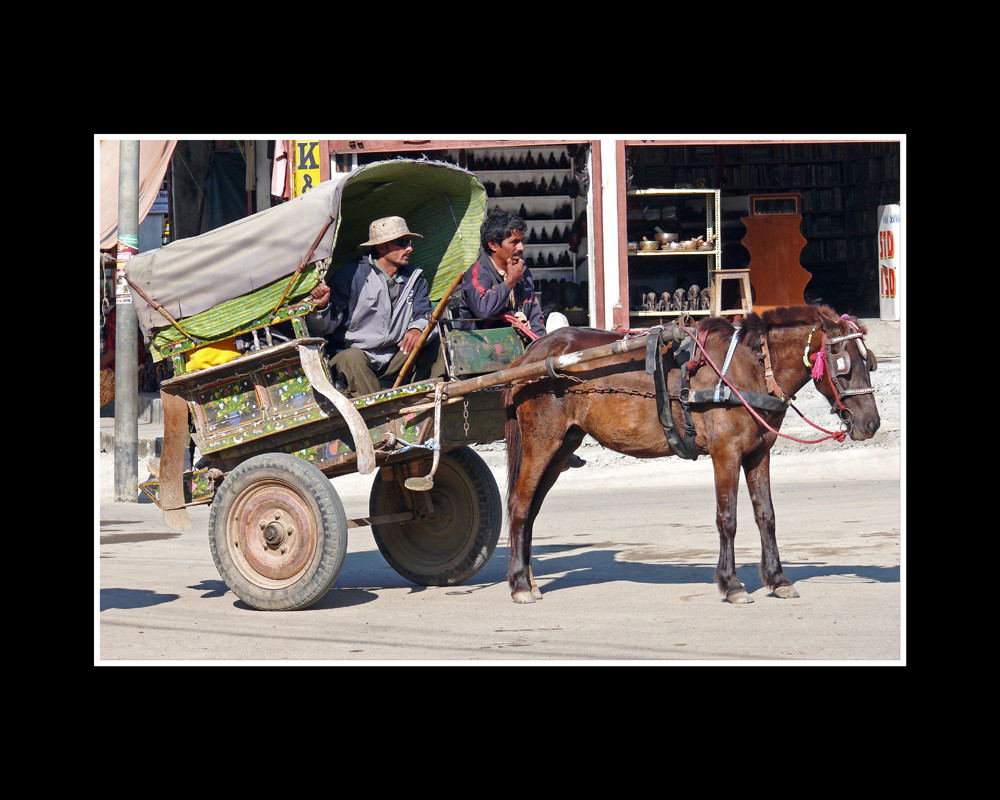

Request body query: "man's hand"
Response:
[503, 256, 527, 287]
[310, 283, 330, 310]
[398, 327, 422, 355]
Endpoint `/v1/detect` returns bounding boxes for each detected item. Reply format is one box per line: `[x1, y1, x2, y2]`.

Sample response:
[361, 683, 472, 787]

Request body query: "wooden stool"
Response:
[710, 269, 754, 317]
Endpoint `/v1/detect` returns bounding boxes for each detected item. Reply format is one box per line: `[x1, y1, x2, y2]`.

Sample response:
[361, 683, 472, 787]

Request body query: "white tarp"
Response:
[125, 175, 348, 336]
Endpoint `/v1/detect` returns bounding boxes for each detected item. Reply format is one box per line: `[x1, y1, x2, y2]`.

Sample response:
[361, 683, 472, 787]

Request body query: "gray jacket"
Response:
[305, 255, 433, 371]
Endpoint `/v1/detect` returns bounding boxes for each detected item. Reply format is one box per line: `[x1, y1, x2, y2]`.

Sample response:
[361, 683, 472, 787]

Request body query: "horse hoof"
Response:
[726, 589, 753, 604]
[512, 591, 536, 604]
[530, 586, 543, 600]
[772, 584, 800, 599]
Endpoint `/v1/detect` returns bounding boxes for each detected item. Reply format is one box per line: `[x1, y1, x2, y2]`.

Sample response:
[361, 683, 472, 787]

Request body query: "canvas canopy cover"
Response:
[126, 159, 487, 340]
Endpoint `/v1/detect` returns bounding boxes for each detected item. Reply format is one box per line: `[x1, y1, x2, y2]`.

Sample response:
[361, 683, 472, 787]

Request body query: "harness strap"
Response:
[760, 337, 785, 400]
[687, 387, 788, 411]
[679, 319, 846, 445]
[714, 330, 741, 402]
[646, 329, 699, 460]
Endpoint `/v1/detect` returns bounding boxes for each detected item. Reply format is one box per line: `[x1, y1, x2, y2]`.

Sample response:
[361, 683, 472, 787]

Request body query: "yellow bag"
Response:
[187, 337, 240, 371]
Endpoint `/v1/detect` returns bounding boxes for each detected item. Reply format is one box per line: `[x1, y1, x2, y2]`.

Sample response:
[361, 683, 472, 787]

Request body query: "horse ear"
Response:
[816, 306, 841, 332]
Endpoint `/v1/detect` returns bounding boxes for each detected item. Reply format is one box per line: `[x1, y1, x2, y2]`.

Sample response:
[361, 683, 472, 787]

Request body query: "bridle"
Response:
[803, 315, 877, 424]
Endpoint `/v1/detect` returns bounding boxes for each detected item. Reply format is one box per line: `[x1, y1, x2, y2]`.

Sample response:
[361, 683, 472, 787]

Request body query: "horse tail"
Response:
[504, 385, 522, 507]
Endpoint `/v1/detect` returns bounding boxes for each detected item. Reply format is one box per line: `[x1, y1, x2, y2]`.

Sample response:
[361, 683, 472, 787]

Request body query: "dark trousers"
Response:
[330, 338, 446, 396]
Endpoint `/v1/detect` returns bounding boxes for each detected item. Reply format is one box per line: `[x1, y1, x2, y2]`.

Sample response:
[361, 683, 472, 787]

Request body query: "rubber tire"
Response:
[370, 447, 501, 586]
[209, 453, 348, 611]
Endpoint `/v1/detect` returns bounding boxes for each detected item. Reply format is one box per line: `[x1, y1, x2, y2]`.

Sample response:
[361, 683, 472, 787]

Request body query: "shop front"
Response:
[615, 138, 901, 327]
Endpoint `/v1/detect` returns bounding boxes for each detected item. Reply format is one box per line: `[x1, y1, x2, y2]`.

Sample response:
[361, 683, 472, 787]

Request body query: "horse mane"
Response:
[700, 304, 865, 356]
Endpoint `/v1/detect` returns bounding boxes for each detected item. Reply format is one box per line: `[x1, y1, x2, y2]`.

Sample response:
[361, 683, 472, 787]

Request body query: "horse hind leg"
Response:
[508, 449, 552, 604]
[509, 425, 585, 603]
[508, 468, 547, 603]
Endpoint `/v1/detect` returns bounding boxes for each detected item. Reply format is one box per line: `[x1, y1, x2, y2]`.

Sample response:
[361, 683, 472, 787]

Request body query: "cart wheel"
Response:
[208, 453, 348, 611]
[370, 446, 501, 586]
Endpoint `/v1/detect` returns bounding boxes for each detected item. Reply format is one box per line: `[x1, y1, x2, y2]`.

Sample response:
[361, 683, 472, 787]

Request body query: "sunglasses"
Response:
[389, 237, 412, 248]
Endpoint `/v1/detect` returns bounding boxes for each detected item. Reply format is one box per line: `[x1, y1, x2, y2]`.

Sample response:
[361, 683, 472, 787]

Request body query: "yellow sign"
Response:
[290, 140, 322, 196]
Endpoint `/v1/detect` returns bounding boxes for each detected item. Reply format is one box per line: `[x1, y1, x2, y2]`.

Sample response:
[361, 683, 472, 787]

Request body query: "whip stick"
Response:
[393, 269, 466, 388]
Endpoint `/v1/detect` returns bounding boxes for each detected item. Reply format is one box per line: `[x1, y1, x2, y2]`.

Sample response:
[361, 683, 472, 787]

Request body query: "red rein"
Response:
[504, 313, 541, 341]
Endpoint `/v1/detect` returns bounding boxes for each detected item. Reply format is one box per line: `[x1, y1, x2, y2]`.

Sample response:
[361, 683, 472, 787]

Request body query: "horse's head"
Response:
[807, 309, 881, 441]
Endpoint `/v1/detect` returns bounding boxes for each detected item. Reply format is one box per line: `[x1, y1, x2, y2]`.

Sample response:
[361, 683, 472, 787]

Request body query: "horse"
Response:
[502, 304, 880, 605]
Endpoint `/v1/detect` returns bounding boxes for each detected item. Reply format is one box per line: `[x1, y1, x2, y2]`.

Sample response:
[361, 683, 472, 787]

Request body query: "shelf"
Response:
[629, 250, 719, 257]
[623, 188, 721, 320]
[627, 188, 719, 195]
[477, 169, 572, 176]
[474, 144, 583, 285]
[632, 309, 709, 317]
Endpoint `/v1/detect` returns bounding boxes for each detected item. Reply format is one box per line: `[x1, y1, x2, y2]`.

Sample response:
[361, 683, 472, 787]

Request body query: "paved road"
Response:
[97, 443, 902, 664]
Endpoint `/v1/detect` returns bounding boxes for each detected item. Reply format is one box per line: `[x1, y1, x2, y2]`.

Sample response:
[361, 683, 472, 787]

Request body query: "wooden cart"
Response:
[129, 159, 516, 611]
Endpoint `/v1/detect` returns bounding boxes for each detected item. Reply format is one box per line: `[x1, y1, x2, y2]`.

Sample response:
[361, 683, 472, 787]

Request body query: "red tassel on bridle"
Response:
[810, 346, 826, 380]
[810, 314, 860, 381]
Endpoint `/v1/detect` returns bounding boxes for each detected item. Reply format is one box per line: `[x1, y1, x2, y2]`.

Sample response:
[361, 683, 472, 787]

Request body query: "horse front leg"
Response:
[712, 454, 752, 603]
[743, 448, 799, 599]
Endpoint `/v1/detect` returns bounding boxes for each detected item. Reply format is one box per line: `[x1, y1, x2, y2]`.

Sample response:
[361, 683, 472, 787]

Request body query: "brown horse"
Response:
[503, 304, 880, 604]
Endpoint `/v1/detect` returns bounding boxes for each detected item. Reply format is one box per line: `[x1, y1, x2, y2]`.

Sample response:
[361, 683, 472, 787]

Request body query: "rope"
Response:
[678, 320, 847, 445]
[124, 276, 202, 345]
[271, 215, 334, 316]
[508, 318, 852, 446]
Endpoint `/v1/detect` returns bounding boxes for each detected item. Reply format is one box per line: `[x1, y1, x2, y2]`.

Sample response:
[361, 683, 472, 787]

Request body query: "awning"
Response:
[99, 139, 177, 250]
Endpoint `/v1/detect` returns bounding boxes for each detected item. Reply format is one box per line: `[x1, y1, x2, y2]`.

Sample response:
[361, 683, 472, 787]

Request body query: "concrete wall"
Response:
[859, 318, 900, 359]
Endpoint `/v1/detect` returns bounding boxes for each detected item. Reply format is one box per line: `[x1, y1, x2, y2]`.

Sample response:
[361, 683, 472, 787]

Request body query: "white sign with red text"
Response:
[878, 204, 900, 321]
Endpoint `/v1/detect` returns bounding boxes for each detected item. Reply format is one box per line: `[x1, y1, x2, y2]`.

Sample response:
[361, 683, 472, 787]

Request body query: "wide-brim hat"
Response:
[359, 216, 424, 247]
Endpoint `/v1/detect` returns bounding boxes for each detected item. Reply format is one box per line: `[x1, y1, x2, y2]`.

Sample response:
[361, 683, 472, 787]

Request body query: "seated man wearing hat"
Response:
[306, 216, 444, 396]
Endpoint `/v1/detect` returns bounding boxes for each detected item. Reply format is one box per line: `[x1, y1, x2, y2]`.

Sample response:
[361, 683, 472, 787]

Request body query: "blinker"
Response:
[831, 345, 876, 376]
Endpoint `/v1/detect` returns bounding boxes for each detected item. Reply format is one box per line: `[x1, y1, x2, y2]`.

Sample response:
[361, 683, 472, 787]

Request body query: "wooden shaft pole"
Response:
[392, 270, 466, 388]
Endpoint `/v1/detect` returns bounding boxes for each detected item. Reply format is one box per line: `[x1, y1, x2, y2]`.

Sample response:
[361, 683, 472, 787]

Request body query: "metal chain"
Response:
[505, 369, 656, 398]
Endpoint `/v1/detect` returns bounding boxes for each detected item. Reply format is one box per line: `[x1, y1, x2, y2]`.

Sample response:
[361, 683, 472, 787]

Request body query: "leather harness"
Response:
[644, 324, 788, 461]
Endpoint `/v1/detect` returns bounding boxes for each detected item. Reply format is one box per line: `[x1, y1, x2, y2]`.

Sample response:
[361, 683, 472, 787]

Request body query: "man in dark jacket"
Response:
[456, 207, 585, 469]
[457, 206, 545, 339]
[306, 216, 444, 395]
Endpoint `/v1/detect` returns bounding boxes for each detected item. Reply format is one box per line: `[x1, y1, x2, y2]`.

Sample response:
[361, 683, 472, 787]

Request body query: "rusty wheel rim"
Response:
[226, 478, 320, 588]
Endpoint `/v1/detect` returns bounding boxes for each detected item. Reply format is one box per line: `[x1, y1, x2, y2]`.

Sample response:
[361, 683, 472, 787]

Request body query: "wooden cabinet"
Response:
[625, 188, 720, 326]
[740, 193, 810, 311]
